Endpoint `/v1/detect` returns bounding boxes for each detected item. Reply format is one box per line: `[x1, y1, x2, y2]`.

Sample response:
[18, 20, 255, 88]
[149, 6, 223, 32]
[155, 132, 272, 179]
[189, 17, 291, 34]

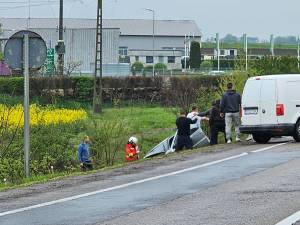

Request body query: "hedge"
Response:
[0, 75, 220, 104]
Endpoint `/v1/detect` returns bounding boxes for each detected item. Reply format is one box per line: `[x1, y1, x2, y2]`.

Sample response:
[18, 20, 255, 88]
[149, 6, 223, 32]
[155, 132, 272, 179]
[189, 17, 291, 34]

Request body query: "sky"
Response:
[0, 0, 299, 40]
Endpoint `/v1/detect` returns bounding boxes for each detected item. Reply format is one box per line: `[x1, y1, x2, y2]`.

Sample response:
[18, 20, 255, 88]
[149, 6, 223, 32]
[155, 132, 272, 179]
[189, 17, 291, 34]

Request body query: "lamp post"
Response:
[144, 8, 155, 76]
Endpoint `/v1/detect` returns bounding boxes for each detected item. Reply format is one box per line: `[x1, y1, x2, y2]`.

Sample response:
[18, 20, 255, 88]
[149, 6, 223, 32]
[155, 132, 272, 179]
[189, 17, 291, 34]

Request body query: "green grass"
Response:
[87, 106, 176, 157]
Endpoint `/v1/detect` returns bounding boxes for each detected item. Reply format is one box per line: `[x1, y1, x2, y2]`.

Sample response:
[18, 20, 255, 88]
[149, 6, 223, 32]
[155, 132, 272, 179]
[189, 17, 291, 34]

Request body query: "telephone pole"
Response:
[216, 33, 220, 71]
[93, 0, 103, 113]
[56, 0, 65, 75]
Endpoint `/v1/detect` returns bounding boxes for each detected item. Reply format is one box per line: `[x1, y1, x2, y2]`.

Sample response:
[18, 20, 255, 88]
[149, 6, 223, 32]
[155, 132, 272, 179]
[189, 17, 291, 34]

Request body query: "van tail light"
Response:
[276, 104, 284, 116]
[240, 106, 243, 118]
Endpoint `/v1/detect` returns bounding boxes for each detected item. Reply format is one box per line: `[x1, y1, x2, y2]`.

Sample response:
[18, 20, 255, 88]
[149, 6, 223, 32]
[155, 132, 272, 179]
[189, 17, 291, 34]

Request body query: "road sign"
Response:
[3, 30, 47, 178]
[4, 30, 47, 70]
[45, 48, 55, 74]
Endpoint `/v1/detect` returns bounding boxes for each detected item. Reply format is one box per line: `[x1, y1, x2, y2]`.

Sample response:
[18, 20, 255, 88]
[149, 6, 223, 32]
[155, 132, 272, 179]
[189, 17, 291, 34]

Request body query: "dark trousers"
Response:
[176, 135, 193, 151]
[81, 161, 93, 171]
[210, 124, 226, 145]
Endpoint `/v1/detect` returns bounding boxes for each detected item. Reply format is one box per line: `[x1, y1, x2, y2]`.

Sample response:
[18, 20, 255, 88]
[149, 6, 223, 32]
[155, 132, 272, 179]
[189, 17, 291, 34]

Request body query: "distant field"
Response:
[202, 42, 298, 49]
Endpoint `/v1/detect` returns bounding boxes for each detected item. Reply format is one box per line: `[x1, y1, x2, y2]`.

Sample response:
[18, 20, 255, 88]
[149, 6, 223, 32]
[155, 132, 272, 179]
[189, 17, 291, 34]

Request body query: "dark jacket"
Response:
[176, 116, 197, 136]
[210, 105, 225, 127]
[220, 89, 241, 113]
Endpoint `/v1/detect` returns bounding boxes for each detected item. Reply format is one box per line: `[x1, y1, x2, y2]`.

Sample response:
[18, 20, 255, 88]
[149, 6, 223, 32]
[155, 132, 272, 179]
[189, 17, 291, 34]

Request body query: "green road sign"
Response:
[45, 48, 55, 75]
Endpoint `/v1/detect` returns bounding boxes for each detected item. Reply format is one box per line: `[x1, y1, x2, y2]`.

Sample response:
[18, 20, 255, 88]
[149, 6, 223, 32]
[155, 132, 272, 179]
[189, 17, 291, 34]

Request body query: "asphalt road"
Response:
[1, 139, 300, 225]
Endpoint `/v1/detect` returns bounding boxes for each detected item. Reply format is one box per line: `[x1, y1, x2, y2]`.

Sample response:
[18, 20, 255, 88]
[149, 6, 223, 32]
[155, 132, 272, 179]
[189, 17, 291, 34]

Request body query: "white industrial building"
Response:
[0, 18, 202, 74]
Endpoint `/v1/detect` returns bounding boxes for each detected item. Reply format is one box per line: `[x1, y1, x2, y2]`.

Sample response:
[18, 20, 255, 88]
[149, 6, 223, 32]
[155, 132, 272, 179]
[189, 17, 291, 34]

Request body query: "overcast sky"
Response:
[0, 0, 299, 40]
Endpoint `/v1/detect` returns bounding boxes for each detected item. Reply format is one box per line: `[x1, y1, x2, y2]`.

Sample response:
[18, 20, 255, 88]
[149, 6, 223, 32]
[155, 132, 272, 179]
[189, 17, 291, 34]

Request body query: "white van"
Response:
[240, 74, 300, 143]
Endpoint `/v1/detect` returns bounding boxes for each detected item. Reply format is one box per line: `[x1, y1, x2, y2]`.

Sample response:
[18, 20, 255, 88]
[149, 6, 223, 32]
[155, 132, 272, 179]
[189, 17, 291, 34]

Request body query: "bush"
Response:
[87, 119, 129, 167]
[0, 52, 4, 60]
[252, 56, 300, 75]
[72, 77, 93, 101]
[131, 61, 144, 72]
[154, 63, 167, 71]
[201, 60, 213, 70]
[0, 77, 23, 95]
[164, 75, 219, 111]
[212, 59, 235, 69]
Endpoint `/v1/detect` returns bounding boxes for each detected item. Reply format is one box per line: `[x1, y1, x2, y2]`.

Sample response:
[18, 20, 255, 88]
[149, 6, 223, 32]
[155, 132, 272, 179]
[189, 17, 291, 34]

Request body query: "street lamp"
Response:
[144, 8, 155, 76]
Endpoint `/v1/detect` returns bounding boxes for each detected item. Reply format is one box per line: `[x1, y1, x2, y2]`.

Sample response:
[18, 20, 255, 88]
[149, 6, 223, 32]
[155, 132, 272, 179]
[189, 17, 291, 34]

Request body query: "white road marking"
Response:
[275, 210, 300, 225]
[0, 143, 289, 218]
[251, 142, 288, 153]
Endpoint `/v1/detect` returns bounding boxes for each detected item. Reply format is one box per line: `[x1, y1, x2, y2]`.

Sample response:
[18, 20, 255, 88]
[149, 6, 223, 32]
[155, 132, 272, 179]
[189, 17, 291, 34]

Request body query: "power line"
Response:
[0, 0, 81, 10]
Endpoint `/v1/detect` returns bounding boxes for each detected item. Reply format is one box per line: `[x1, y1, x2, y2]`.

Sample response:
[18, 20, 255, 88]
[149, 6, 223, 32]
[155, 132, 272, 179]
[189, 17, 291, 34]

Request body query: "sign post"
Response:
[23, 34, 30, 177]
[4, 30, 46, 177]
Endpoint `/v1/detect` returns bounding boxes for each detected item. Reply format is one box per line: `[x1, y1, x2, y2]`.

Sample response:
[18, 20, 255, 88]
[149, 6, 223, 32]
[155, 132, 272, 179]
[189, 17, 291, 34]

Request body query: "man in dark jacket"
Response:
[220, 83, 241, 143]
[209, 99, 226, 145]
[176, 110, 199, 151]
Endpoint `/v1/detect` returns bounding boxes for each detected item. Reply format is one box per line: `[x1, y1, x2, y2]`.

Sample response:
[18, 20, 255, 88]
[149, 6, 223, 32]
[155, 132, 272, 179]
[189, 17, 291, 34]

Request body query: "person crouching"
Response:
[78, 136, 93, 171]
[125, 136, 140, 162]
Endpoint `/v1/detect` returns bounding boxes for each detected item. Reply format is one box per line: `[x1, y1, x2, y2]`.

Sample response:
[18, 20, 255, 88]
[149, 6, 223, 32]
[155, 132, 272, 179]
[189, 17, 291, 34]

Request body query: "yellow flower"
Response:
[0, 104, 87, 128]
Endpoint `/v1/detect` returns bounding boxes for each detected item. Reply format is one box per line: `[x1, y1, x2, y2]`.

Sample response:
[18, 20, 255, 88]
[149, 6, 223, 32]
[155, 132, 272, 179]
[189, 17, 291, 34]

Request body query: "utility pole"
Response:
[244, 33, 248, 71]
[93, 0, 103, 113]
[216, 33, 220, 71]
[297, 35, 300, 69]
[0, 23, 3, 52]
[184, 34, 187, 71]
[270, 34, 274, 57]
[56, 0, 65, 76]
[144, 8, 155, 76]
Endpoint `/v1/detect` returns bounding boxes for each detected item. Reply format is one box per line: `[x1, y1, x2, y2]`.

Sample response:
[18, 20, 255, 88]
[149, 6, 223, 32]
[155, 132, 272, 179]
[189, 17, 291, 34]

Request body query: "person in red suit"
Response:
[125, 137, 139, 162]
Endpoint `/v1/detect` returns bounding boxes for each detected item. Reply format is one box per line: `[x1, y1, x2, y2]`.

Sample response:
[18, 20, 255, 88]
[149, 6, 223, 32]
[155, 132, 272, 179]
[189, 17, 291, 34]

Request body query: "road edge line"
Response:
[251, 142, 288, 153]
[275, 210, 300, 225]
[0, 142, 287, 217]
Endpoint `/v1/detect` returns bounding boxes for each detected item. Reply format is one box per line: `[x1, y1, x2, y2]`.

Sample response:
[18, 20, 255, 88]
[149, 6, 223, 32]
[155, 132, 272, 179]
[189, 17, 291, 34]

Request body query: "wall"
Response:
[3, 28, 120, 74]
[120, 36, 201, 51]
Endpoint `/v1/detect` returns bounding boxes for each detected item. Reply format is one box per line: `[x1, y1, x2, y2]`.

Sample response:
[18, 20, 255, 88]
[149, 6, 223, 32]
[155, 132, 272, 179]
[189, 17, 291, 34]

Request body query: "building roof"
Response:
[0, 18, 202, 37]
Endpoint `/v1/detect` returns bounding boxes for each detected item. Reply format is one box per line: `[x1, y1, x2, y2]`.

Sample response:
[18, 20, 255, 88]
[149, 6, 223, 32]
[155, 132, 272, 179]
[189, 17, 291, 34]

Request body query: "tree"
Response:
[131, 61, 144, 75]
[221, 34, 239, 43]
[275, 36, 297, 45]
[189, 41, 201, 69]
[154, 63, 167, 70]
[131, 61, 144, 72]
[247, 37, 259, 44]
[64, 61, 83, 76]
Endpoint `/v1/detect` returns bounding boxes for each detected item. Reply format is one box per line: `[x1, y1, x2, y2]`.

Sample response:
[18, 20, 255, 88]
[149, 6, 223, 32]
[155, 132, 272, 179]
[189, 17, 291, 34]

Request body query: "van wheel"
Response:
[293, 121, 300, 142]
[253, 134, 271, 144]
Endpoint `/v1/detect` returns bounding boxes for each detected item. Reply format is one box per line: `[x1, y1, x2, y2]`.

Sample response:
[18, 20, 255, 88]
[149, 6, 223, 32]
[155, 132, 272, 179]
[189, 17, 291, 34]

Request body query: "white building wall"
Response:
[4, 28, 119, 73]
[129, 49, 182, 70]
[120, 36, 201, 51]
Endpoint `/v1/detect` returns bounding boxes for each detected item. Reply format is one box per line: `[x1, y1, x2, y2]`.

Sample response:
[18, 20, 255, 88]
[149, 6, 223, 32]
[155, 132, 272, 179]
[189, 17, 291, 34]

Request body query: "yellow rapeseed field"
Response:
[0, 104, 87, 128]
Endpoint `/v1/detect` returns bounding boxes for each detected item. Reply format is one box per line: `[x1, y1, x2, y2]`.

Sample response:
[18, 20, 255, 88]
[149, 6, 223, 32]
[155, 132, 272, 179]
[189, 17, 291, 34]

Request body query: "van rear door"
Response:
[242, 79, 261, 126]
[259, 79, 278, 125]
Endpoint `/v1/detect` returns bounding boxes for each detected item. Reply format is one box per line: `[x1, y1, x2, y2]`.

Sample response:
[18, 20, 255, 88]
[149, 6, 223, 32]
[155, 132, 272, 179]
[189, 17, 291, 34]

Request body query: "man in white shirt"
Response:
[187, 106, 208, 133]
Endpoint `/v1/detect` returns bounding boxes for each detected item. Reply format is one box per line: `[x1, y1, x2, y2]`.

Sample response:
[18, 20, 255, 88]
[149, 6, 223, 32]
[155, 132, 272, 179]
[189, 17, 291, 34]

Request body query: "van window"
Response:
[243, 80, 261, 102]
[261, 80, 276, 101]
